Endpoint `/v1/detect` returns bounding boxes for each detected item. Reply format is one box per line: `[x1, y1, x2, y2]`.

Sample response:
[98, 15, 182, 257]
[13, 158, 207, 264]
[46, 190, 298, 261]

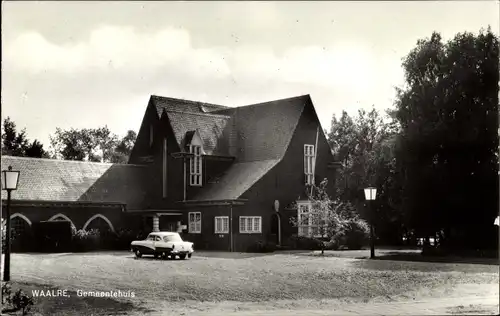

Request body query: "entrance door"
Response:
[270, 213, 280, 245]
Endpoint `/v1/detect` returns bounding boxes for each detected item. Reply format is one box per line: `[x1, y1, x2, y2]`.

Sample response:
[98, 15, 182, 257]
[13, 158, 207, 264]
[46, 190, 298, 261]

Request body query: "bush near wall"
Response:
[70, 227, 142, 251]
[113, 229, 139, 250]
[331, 219, 370, 250]
[247, 240, 277, 253]
[71, 228, 101, 252]
[285, 235, 325, 250]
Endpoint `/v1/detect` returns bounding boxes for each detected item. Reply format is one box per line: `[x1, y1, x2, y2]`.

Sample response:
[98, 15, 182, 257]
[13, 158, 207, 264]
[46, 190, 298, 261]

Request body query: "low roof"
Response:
[191, 159, 280, 201]
[1, 156, 148, 210]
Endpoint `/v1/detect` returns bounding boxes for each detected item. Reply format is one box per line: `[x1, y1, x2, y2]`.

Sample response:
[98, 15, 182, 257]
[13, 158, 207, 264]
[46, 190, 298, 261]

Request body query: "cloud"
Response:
[3, 26, 231, 79]
[4, 24, 391, 92]
[226, 42, 383, 94]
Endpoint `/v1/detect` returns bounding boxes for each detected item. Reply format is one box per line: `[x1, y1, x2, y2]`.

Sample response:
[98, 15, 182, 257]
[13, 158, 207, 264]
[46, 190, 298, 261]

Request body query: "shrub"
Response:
[287, 235, 324, 250]
[2, 282, 34, 315]
[331, 218, 370, 250]
[71, 228, 101, 252]
[248, 240, 277, 253]
[114, 229, 138, 250]
[323, 240, 339, 250]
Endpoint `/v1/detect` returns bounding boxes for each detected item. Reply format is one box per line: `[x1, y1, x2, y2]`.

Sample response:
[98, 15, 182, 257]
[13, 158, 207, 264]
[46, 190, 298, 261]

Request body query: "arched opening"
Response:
[48, 214, 76, 229]
[83, 214, 115, 233]
[10, 214, 33, 252]
[82, 214, 116, 250]
[270, 213, 281, 245]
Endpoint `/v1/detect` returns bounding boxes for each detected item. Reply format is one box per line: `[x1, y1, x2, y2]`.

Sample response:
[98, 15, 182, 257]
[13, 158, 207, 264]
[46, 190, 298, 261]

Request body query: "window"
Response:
[163, 234, 182, 242]
[147, 234, 155, 241]
[149, 124, 154, 147]
[214, 216, 229, 234]
[297, 201, 326, 238]
[162, 137, 167, 198]
[189, 145, 202, 186]
[304, 144, 315, 185]
[188, 212, 201, 233]
[239, 216, 261, 234]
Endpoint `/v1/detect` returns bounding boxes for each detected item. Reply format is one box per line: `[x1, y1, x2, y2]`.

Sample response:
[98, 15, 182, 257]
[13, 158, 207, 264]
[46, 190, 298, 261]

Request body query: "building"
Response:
[1, 94, 338, 252]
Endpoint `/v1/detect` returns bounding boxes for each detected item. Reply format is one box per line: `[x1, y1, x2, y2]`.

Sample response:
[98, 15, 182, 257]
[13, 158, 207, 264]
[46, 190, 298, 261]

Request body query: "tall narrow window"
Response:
[214, 216, 229, 234]
[297, 201, 325, 238]
[149, 124, 154, 147]
[190, 145, 202, 186]
[304, 144, 315, 185]
[188, 212, 201, 233]
[162, 137, 167, 198]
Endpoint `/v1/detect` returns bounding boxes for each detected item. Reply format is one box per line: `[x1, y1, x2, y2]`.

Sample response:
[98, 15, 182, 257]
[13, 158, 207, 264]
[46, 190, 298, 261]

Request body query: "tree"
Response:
[2, 117, 29, 156]
[50, 127, 136, 163]
[393, 28, 499, 250]
[50, 128, 87, 161]
[289, 178, 369, 254]
[327, 108, 403, 245]
[2, 117, 49, 158]
[110, 130, 137, 163]
[24, 140, 50, 159]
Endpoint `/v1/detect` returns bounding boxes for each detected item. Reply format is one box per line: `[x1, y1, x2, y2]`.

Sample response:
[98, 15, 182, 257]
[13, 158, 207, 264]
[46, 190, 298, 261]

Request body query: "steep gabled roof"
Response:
[1, 156, 148, 210]
[213, 95, 309, 162]
[165, 110, 232, 156]
[187, 95, 311, 201]
[150, 95, 229, 117]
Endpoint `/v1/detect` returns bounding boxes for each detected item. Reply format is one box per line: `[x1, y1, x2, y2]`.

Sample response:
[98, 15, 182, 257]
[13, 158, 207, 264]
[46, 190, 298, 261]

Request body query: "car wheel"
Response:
[179, 254, 187, 260]
[154, 253, 159, 259]
[134, 249, 142, 258]
[188, 253, 192, 259]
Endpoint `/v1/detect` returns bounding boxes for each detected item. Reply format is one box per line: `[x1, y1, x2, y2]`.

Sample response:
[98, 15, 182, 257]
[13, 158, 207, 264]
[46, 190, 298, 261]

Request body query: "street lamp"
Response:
[364, 186, 377, 259]
[2, 166, 20, 282]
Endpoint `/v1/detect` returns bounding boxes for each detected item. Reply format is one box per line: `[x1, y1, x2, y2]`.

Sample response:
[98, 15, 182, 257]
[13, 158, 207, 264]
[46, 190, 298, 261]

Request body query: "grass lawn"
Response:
[5, 251, 499, 314]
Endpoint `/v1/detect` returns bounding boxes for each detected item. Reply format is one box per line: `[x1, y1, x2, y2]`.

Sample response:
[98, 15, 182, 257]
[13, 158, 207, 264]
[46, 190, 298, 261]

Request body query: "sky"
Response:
[2, 1, 499, 149]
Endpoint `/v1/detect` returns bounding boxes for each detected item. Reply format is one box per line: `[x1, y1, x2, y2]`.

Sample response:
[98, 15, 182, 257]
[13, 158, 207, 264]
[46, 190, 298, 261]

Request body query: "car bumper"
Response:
[171, 250, 193, 255]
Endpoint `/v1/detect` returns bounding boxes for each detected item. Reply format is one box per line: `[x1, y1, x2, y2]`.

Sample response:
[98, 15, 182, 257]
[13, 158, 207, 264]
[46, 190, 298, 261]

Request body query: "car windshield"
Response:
[163, 234, 182, 242]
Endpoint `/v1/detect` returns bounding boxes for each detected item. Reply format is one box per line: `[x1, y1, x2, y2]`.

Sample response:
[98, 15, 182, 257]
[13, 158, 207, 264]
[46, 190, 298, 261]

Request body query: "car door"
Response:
[144, 234, 156, 254]
[153, 235, 162, 251]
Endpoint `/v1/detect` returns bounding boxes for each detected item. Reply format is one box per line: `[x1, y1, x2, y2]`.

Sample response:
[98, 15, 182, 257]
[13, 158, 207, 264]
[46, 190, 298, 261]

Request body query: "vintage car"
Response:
[130, 232, 194, 260]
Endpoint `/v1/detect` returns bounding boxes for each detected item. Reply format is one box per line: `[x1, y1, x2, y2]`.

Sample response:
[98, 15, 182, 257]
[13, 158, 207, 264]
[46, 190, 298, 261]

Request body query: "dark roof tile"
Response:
[1, 156, 148, 210]
[165, 111, 232, 156]
[191, 159, 279, 201]
[150, 95, 229, 117]
[213, 95, 308, 162]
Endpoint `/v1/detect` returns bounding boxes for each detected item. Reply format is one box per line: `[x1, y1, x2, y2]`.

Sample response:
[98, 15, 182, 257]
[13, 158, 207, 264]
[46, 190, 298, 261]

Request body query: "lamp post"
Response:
[364, 186, 377, 259]
[2, 166, 20, 282]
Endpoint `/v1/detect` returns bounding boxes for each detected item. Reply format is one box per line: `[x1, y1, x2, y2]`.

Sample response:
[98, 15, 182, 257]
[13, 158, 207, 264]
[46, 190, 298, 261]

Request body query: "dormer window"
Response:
[189, 145, 202, 186]
[304, 144, 315, 185]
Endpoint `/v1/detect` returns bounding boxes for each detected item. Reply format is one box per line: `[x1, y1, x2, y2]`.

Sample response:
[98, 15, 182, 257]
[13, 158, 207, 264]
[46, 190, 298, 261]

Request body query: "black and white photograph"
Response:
[1, 1, 499, 315]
